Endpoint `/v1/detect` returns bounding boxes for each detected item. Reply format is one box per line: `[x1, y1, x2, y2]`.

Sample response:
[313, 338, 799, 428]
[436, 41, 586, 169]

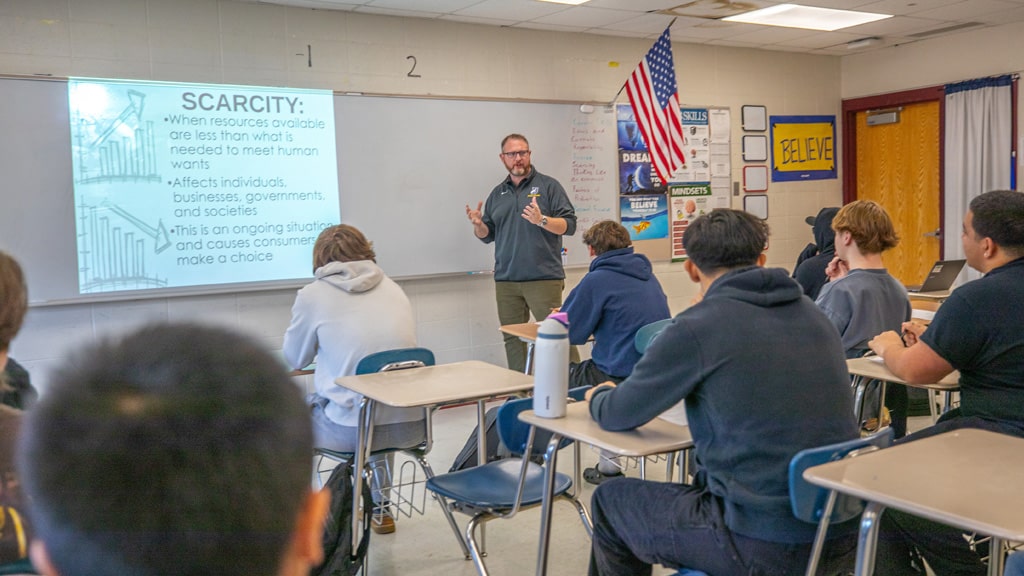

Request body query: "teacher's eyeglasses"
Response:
[502, 150, 531, 159]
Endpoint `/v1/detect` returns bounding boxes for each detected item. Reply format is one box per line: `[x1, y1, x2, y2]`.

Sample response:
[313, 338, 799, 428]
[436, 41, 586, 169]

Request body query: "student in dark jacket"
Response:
[561, 220, 670, 389]
[586, 209, 859, 576]
[560, 220, 670, 484]
[793, 207, 839, 299]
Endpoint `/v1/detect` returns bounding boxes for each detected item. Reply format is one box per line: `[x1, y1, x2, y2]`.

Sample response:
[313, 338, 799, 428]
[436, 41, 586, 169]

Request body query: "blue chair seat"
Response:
[425, 391, 593, 575]
[426, 458, 573, 510]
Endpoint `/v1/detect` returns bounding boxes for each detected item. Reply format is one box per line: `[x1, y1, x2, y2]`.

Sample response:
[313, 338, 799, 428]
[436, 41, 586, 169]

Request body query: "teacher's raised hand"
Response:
[466, 201, 488, 238]
[466, 201, 483, 225]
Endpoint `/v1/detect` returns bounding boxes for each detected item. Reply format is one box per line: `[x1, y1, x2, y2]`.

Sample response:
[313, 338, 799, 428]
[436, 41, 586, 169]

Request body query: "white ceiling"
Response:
[240, 0, 1024, 55]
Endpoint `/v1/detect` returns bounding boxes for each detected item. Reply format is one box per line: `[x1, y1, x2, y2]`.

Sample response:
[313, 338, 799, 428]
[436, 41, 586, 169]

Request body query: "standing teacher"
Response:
[466, 133, 579, 372]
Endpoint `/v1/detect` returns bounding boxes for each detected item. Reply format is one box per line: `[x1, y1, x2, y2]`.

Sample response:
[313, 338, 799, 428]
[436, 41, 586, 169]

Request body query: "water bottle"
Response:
[533, 312, 569, 418]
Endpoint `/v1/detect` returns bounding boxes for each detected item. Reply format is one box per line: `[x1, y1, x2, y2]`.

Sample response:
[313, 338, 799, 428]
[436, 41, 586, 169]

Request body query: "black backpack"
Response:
[310, 461, 372, 576]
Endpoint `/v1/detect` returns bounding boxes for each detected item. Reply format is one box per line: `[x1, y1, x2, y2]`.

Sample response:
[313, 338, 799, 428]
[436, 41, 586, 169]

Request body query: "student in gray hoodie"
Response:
[284, 224, 421, 534]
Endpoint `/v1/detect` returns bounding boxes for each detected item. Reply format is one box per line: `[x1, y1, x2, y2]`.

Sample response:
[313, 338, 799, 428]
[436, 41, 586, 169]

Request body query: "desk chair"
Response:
[634, 318, 692, 482]
[789, 428, 895, 576]
[425, 392, 592, 576]
[313, 348, 441, 526]
[634, 318, 672, 354]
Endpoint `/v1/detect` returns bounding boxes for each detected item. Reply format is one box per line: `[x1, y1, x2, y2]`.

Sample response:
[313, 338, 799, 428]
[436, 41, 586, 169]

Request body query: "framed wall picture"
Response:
[742, 135, 767, 162]
[741, 105, 767, 132]
[744, 194, 768, 219]
[743, 165, 769, 192]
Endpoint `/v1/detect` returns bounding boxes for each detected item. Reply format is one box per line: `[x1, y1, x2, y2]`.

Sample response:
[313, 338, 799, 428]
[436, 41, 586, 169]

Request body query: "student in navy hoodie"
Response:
[560, 220, 670, 484]
[586, 209, 858, 576]
[561, 220, 670, 389]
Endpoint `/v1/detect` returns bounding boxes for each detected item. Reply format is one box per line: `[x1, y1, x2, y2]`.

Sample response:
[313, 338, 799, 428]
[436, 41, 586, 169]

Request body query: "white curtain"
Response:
[944, 75, 1014, 282]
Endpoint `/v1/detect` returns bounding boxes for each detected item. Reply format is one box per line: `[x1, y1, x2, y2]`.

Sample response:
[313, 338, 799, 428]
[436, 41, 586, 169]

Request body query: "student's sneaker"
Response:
[583, 466, 623, 486]
[371, 510, 396, 534]
[860, 406, 892, 435]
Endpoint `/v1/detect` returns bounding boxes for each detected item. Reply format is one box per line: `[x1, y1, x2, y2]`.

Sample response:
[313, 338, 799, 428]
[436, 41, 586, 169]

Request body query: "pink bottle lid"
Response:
[547, 311, 569, 327]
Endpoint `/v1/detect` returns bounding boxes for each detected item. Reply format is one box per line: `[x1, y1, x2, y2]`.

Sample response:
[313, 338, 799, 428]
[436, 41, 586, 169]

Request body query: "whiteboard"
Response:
[0, 77, 617, 304]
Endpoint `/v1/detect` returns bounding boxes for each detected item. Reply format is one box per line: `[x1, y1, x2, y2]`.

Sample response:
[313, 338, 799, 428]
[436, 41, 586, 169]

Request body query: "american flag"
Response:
[625, 26, 685, 184]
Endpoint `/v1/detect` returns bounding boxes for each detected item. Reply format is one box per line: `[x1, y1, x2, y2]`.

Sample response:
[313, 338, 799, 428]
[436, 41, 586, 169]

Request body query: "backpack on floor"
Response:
[449, 404, 511, 472]
[310, 461, 372, 576]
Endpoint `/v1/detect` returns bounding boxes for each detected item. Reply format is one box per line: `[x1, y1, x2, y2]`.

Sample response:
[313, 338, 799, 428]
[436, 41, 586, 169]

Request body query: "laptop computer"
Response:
[906, 259, 966, 293]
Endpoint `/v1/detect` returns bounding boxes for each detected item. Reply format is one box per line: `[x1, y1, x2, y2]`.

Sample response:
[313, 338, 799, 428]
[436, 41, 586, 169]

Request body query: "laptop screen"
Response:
[909, 260, 966, 292]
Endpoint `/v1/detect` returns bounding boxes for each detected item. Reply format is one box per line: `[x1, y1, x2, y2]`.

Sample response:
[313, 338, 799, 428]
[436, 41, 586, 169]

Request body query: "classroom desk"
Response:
[334, 360, 534, 557]
[499, 322, 540, 374]
[519, 402, 694, 576]
[803, 428, 1024, 576]
[907, 289, 951, 302]
[847, 356, 959, 426]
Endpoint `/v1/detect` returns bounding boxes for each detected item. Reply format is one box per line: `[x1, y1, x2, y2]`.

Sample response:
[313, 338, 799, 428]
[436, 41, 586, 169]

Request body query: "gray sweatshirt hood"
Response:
[314, 260, 384, 294]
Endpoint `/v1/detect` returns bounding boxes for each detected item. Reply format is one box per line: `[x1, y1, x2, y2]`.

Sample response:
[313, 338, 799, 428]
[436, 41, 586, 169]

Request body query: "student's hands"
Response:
[824, 256, 850, 282]
[584, 382, 616, 401]
[522, 197, 543, 226]
[899, 321, 927, 346]
[868, 330, 905, 357]
[465, 201, 484, 226]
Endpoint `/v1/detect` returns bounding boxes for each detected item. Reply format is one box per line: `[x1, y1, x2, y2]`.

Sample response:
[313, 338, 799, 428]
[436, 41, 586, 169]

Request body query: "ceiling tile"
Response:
[974, 5, 1024, 23]
[366, 0, 483, 10]
[530, 6, 641, 27]
[912, 0, 1022, 20]
[438, 13, 518, 25]
[584, 0, 684, 11]
[854, 0, 965, 16]
[598, 13, 677, 34]
[454, 0, 569, 21]
[353, 5, 441, 18]
[841, 14, 952, 35]
[775, 29, 866, 48]
[725, 26, 824, 44]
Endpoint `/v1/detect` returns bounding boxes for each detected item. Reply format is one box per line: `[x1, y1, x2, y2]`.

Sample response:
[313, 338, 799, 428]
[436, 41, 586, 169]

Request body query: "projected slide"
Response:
[69, 78, 339, 294]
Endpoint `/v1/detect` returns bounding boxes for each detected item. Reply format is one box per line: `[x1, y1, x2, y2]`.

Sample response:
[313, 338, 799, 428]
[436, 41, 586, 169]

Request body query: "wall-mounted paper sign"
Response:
[770, 115, 836, 181]
[742, 135, 767, 162]
[741, 105, 766, 131]
[743, 165, 768, 192]
[744, 194, 768, 219]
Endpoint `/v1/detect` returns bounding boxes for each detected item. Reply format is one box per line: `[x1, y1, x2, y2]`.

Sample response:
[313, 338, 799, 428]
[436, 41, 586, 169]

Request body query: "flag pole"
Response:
[612, 18, 678, 103]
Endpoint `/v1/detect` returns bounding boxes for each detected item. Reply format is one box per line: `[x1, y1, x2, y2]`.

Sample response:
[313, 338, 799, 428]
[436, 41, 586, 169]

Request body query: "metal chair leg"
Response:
[805, 489, 838, 576]
[855, 501, 886, 576]
[466, 514, 492, 576]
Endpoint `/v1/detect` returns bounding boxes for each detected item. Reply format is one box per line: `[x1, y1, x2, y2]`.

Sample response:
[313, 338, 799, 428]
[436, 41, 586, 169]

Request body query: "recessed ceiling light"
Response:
[535, 0, 591, 5]
[722, 3, 891, 32]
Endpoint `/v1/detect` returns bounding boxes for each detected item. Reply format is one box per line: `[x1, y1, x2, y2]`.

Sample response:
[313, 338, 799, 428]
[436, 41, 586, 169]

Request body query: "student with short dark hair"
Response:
[585, 209, 858, 576]
[868, 190, 1024, 576]
[18, 322, 327, 576]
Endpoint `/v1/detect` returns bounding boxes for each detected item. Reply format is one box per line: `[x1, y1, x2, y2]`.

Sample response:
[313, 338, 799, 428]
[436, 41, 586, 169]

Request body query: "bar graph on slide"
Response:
[77, 201, 168, 293]
[72, 89, 161, 184]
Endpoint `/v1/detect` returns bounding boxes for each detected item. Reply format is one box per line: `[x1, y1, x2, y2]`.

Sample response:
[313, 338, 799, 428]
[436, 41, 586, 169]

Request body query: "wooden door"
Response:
[854, 101, 941, 285]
